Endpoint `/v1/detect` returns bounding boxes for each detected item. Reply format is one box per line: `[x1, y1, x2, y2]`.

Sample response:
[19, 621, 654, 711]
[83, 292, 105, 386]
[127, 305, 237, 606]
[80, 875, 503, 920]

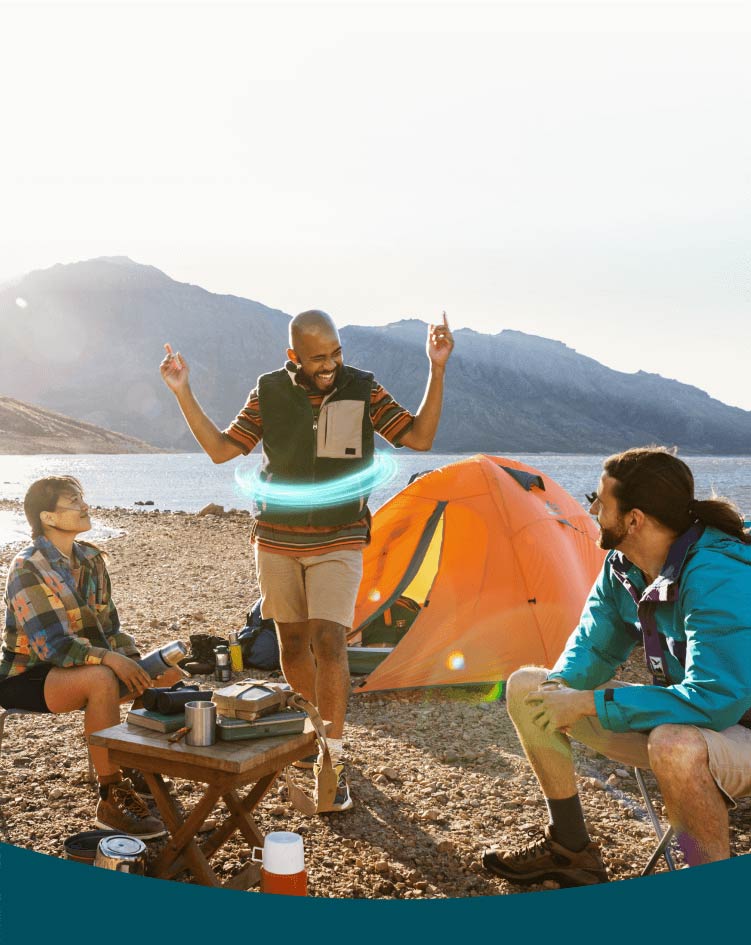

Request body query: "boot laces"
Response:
[507, 828, 552, 861]
[111, 779, 151, 818]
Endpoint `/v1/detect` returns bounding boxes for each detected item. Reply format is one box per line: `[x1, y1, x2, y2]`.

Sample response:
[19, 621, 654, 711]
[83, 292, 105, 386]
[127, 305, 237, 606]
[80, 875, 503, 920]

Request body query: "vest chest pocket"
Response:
[317, 400, 365, 459]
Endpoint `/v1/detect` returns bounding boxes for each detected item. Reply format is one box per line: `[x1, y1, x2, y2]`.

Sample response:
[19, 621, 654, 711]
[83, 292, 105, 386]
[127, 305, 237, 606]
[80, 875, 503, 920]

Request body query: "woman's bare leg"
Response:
[44, 665, 121, 778]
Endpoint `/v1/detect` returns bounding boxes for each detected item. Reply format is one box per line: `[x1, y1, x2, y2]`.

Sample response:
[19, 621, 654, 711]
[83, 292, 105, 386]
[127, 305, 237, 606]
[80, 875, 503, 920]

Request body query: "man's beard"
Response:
[597, 518, 629, 551]
[300, 363, 341, 390]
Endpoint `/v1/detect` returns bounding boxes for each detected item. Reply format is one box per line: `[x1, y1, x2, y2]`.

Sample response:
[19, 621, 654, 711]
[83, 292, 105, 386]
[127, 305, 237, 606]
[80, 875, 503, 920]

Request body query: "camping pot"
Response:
[94, 835, 148, 874]
[64, 829, 121, 865]
[185, 700, 217, 746]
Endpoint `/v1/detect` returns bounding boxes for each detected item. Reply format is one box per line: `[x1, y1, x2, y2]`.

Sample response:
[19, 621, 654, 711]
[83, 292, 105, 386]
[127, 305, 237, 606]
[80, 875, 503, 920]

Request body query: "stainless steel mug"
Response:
[185, 700, 217, 746]
[94, 835, 148, 874]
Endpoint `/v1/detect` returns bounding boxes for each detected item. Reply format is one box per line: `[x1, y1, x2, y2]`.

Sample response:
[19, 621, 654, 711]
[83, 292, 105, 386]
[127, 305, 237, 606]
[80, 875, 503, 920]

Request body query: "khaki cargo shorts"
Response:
[255, 547, 363, 628]
[570, 681, 751, 807]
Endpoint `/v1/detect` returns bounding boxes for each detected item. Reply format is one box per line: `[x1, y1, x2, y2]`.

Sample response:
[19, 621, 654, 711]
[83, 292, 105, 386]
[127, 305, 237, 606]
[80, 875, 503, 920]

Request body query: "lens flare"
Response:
[446, 650, 465, 671]
[15, 298, 28, 309]
[368, 588, 381, 602]
[234, 453, 399, 511]
[482, 681, 505, 703]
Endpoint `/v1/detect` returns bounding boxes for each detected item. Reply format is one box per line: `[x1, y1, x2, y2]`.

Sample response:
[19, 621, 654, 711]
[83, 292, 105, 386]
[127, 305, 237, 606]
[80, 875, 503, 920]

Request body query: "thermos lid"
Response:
[160, 641, 188, 666]
[263, 831, 305, 875]
[97, 835, 147, 859]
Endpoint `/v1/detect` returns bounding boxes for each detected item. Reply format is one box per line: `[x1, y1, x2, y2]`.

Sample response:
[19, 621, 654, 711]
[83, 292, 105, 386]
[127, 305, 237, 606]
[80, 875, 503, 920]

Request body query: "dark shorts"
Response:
[0, 664, 54, 713]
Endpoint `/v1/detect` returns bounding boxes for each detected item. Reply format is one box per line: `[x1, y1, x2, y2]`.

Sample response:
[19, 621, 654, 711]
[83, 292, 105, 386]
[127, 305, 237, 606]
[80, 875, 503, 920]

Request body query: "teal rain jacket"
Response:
[548, 526, 751, 733]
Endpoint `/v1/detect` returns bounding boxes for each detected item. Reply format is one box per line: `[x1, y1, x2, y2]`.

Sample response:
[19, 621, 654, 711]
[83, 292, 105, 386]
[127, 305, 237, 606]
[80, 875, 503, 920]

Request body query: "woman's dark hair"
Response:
[24, 476, 84, 539]
[603, 447, 751, 544]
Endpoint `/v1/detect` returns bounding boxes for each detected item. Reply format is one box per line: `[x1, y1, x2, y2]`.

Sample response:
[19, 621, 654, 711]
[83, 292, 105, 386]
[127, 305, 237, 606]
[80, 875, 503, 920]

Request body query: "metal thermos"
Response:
[94, 834, 148, 874]
[184, 700, 217, 747]
[214, 645, 231, 682]
[118, 640, 187, 697]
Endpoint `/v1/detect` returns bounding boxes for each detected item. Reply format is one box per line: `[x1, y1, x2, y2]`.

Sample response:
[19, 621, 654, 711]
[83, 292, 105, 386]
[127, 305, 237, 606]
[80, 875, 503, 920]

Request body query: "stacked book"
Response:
[126, 707, 186, 733]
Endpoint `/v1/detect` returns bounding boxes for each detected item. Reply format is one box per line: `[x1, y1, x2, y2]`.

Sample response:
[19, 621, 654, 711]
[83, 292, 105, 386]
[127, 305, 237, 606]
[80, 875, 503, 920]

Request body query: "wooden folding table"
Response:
[89, 719, 323, 888]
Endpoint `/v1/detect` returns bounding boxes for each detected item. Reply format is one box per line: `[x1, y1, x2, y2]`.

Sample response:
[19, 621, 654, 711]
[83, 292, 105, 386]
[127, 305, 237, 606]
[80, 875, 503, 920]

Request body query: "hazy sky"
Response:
[2, 1, 750, 408]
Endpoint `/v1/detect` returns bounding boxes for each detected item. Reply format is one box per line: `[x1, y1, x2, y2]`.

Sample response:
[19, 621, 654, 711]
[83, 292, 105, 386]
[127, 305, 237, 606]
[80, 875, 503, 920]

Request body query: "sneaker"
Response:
[95, 779, 168, 839]
[314, 761, 353, 813]
[292, 753, 318, 770]
[482, 827, 608, 888]
[122, 767, 174, 800]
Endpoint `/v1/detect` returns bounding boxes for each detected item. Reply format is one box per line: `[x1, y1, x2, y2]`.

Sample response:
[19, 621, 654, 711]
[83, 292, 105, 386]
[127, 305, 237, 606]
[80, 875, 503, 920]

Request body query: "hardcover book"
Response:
[126, 708, 186, 733]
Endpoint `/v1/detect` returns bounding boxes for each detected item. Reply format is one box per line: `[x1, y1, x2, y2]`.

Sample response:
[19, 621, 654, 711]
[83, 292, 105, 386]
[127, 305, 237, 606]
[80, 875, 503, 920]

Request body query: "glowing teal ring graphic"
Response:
[234, 454, 400, 510]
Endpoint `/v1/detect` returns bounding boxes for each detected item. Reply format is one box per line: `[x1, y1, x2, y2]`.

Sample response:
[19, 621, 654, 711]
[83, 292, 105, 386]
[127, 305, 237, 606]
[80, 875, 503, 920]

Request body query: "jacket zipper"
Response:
[309, 378, 348, 523]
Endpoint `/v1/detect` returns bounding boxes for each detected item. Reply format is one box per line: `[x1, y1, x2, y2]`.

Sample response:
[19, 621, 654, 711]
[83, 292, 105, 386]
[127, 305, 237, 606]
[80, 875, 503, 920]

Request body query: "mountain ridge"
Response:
[1, 256, 749, 454]
[0, 395, 163, 454]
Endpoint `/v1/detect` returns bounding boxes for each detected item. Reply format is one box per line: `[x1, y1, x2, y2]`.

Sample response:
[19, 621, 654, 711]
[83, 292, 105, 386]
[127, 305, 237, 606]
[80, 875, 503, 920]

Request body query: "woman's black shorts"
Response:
[0, 664, 53, 712]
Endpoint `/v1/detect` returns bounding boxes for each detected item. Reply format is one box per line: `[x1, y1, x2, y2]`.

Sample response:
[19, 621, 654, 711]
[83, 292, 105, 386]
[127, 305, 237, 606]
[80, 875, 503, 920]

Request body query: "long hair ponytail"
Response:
[603, 447, 751, 544]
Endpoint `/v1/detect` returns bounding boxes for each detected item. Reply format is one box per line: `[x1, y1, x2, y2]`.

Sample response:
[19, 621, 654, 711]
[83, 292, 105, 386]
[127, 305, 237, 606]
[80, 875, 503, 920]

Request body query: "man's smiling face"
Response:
[288, 327, 343, 392]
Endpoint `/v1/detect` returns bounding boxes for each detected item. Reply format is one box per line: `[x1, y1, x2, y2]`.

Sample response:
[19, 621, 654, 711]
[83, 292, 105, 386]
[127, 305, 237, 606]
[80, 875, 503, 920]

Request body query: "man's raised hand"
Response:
[159, 342, 189, 392]
[427, 311, 454, 367]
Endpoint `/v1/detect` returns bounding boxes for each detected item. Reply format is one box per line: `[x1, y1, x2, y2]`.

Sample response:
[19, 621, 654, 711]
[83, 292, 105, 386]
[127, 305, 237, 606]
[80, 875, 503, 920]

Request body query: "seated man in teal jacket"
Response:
[483, 447, 751, 887]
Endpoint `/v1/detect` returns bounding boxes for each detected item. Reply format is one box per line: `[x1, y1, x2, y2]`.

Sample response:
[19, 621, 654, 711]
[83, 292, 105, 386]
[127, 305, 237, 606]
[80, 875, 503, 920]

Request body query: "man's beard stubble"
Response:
[597, 519, 630, 551]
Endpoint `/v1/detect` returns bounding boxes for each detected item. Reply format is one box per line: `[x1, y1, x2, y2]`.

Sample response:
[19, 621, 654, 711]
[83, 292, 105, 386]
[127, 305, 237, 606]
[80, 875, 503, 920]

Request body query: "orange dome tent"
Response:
[348, 454, 605, 693]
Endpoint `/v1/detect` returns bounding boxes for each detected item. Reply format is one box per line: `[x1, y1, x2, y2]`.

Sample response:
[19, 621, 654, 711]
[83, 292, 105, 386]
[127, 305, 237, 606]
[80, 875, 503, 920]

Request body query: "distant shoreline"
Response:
[4, 448, 751, 458]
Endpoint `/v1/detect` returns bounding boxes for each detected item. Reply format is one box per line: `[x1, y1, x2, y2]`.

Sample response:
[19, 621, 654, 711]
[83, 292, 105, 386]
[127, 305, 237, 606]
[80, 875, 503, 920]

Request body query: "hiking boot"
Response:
[315, 762, 353, 813]
[95, 779, 168, 839]
[482, 827, 608, 888]
[122, 767, 174, 801]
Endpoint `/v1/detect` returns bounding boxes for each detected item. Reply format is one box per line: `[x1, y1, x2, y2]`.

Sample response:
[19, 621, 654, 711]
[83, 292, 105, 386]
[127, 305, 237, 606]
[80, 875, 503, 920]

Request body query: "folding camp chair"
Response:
[0, 707, 95, 783]
[634, 766, 676, 875]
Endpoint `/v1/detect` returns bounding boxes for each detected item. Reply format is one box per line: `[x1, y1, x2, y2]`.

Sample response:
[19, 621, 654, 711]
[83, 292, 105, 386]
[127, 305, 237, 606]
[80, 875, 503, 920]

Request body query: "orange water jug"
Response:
[253, 832, 307, 896]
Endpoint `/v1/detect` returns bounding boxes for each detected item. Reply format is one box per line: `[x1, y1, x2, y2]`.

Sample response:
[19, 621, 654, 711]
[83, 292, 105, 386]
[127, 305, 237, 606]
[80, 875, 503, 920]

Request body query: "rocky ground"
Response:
[2, 499, 750, 897]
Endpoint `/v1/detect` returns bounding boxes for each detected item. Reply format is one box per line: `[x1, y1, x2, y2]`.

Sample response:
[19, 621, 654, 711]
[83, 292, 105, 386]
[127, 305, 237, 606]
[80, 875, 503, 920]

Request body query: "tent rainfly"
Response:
[348, 454, 605, 693]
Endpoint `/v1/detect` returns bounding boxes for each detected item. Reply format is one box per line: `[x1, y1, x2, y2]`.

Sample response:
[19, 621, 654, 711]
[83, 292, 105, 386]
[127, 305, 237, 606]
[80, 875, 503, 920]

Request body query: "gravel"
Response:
[2, 499, 750, 897]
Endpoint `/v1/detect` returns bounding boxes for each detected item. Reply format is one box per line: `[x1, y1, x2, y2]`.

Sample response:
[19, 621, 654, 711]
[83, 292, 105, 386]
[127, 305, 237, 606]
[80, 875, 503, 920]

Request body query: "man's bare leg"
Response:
[506, 667, 579, 798]
[308, 618, 349, 740]
[648, 724, 730, 864]
[276, 620, 317, 704]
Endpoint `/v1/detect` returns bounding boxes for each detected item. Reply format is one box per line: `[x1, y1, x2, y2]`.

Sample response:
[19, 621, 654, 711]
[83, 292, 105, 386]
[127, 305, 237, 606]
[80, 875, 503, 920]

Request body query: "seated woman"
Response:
[0, 476, 180, 838]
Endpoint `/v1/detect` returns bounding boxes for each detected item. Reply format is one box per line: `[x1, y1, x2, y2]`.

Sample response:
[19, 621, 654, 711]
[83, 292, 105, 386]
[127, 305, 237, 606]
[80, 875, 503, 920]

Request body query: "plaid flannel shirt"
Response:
[1, 536, 139, 680]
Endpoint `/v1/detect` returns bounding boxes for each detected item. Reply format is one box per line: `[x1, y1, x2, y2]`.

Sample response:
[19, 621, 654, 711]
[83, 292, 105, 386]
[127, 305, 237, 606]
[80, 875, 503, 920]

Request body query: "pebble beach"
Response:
[2, 498, 750, 897]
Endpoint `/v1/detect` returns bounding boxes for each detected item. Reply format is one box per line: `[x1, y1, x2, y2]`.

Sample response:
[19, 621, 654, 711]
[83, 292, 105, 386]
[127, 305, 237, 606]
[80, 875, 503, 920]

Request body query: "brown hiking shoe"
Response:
[95, 779, 167, 840]
[482, 827, 608, 888]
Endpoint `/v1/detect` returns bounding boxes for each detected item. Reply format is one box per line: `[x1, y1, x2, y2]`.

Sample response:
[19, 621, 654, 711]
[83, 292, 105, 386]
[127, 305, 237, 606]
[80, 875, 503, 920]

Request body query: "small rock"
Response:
[198, 503, 225, 517]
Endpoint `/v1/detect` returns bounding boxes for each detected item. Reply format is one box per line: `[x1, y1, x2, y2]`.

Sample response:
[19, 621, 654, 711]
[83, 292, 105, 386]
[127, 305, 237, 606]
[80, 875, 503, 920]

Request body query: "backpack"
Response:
[238, 600, 281, 671]
[360, 595, 420, 645]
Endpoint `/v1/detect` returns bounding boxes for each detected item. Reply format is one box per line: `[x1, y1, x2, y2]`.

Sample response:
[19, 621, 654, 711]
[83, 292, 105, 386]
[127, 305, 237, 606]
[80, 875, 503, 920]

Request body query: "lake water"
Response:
[1, 451, 750, 547]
